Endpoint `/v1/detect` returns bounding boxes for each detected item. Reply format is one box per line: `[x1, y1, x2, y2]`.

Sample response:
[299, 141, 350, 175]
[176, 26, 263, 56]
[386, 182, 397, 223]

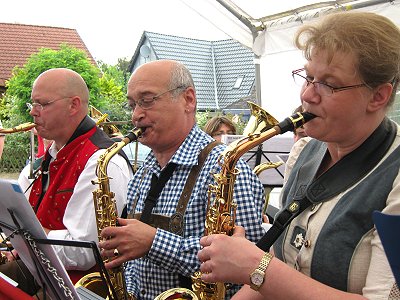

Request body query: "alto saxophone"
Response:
[155, 103, 315, 300]
[191, 105, 315, 300]
[75, 128, 142, 300]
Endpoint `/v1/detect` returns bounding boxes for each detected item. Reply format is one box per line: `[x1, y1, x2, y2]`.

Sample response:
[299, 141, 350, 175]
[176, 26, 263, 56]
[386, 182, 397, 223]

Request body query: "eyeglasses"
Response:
[292, 68, 368, 97]
[127, 86, 186, 111]
[27, 97, 72, 111]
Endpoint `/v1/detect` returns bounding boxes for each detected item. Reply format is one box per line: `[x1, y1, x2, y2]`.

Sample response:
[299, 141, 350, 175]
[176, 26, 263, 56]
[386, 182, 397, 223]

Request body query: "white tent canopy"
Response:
[181, 0, 400, 120]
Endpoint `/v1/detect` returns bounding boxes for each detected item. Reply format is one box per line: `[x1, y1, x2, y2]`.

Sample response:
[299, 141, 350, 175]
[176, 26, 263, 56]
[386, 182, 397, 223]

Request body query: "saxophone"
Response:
[0, 122, 36, 134]
[155, 103, 315, 300]
[75, 128, 142, 300]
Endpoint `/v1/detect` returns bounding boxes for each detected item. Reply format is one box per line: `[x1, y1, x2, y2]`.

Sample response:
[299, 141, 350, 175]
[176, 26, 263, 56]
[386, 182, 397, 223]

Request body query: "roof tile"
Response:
[0, 23, 96, 87]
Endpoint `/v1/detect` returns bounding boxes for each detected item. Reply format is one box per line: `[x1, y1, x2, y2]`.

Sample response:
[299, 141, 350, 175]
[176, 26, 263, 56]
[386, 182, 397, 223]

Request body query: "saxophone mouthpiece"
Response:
[302, 112, 316, 123]
[278, 112, 316, 134]
[124, 127, 144, 143]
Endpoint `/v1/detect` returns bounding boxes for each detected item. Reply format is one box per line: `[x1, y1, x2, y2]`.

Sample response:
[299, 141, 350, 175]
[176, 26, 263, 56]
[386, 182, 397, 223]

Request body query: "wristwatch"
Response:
[249, 252, 273, 291]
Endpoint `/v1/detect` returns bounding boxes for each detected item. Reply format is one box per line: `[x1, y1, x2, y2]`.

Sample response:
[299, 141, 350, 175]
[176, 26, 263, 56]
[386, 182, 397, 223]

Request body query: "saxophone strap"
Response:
[256, 117, 397, 251]
[140, 162, 178, 224]
[133, 140, 220, 235]
[169, 140, 220, 235]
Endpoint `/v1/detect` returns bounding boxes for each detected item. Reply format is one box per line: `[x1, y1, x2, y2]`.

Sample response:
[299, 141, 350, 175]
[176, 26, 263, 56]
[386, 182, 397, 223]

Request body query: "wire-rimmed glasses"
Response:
[27, 97, 72, 111]
[292, 68, 368, 97]
[127, 85, 187, 111]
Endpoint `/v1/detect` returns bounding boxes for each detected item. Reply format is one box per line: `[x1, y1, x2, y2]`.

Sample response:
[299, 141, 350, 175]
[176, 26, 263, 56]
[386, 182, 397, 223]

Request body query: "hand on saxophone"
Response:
[99, 218, 157, 269]
[198, 226, 265, 285]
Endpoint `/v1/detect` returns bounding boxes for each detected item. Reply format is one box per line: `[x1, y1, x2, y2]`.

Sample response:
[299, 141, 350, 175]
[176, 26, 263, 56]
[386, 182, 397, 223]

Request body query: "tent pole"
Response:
[254, 53, 262, 106]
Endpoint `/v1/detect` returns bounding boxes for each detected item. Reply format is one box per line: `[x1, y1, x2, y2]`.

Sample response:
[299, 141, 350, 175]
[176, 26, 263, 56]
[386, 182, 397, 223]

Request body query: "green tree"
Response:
[0, 45, 133, 173]
[96, 59, 132, 133]
[4, 44, 101, 123]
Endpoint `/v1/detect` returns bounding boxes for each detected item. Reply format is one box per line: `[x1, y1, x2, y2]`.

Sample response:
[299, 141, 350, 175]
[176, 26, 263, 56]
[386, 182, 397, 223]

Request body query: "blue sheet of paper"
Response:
[373, 210, 400, 286]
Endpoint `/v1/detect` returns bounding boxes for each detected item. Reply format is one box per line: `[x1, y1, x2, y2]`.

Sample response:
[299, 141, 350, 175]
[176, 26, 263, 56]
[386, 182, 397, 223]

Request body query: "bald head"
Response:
[33, 68, 89, 107]
[30, 68, 91, 148]
[130, 60, 195, 93]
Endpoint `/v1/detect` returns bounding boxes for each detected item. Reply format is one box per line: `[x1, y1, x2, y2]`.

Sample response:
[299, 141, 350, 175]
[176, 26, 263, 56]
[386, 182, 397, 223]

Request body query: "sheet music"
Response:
[0, 179, 81, 299]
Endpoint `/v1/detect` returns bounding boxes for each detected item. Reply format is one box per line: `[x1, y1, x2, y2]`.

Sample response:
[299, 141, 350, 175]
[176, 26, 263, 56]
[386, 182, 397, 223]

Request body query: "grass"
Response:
[0, 172, 19, 180]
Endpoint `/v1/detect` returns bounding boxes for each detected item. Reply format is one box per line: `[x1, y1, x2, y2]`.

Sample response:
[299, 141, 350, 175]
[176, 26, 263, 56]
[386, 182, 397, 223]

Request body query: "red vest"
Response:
[29, 126, 98, 229]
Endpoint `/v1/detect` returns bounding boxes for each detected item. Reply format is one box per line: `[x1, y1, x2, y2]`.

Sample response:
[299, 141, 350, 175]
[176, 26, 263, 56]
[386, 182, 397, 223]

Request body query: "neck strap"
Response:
[257, 118, 397, 251]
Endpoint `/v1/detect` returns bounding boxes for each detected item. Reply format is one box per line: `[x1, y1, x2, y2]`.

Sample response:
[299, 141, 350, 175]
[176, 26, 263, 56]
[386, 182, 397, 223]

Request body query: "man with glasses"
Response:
[0, 68, 133, 296]
[98, 60, 265, 299]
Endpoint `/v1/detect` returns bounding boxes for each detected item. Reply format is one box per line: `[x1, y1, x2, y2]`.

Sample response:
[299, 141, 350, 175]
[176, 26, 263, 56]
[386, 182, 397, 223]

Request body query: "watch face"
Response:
[251, 272, 264, 286]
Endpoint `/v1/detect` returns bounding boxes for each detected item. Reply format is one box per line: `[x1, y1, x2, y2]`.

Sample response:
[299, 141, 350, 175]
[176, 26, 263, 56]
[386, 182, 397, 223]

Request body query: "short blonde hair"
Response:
[295, 11, 400, 105]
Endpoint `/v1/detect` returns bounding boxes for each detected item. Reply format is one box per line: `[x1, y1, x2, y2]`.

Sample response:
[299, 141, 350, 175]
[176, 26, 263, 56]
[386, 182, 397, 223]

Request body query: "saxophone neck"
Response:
[0, 122, 36, 134]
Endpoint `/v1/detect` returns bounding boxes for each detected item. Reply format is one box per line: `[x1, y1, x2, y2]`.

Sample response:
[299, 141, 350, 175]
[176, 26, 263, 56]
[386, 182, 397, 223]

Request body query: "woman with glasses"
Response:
[198, 11, 400, 299]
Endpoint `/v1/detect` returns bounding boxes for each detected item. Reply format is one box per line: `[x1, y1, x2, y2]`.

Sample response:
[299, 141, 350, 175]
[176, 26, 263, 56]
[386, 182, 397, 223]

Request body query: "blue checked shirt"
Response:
[124, 125, 265, 299]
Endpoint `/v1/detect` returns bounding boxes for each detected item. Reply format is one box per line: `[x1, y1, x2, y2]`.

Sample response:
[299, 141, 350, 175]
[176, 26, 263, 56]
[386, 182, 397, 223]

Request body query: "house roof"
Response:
[129, 31, 255, 111]
[0, 22, 96, 87]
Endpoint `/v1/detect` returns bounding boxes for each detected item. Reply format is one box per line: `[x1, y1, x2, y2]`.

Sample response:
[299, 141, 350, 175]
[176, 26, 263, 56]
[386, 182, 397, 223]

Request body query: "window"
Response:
[233, 76, 244, 89]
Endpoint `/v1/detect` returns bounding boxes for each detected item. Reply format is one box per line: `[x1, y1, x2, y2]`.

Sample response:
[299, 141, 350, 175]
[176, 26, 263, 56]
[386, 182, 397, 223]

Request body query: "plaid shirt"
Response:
[124, 125, 265, 299]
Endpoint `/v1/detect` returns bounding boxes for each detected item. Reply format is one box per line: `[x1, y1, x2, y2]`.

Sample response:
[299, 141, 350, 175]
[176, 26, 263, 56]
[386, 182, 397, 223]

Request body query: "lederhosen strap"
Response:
[131, 140, 220, 234]
[139, 162, 178, 224]
[257, 117, 397, 251]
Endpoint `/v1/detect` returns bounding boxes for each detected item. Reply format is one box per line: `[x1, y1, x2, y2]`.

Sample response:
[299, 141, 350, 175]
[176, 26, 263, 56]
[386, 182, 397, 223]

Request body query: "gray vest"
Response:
[275, 118, 399, 291]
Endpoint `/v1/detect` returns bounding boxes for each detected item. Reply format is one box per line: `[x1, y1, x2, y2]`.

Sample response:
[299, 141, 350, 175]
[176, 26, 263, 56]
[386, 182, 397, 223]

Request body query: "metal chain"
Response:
[23, 231, 76, 299]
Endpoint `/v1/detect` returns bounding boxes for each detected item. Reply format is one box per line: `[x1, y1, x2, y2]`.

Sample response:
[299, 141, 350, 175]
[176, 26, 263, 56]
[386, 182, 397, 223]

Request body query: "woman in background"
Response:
[203, 115, 236, 142]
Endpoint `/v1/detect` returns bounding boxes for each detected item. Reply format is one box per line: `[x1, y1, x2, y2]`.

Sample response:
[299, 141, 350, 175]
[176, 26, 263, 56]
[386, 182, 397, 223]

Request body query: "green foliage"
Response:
[0, 119, 31, 173]
[96, 59, 132, 133]
[4, 44, 101, 123]
[196, 111, 212, 130]
[0, 46, 134, 173]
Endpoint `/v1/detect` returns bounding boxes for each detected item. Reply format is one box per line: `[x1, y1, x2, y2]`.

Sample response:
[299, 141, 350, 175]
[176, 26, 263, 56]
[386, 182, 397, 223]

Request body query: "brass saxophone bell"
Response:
[243, 102, 279, 136]
[154, 288, 198, 300]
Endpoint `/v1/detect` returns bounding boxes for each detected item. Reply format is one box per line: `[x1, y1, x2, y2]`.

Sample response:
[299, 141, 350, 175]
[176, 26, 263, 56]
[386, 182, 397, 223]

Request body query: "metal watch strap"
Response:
[259, 252, 273, 271]
[250, 252, 273, 291]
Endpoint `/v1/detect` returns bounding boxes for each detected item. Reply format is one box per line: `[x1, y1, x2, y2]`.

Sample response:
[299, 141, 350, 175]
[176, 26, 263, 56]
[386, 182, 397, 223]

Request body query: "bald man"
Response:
[1, 68, 133, 295]
[99, 60, 265, 299]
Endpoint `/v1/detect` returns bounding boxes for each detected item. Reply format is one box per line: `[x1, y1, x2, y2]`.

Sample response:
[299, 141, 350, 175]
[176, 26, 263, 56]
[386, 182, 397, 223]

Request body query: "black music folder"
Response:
[0, 179, 108, 300]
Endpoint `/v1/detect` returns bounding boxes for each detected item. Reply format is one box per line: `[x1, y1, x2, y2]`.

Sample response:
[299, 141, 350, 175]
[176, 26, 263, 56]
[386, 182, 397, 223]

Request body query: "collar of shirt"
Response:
[48, 142, 60, 162]
[144, 124, 215, 175]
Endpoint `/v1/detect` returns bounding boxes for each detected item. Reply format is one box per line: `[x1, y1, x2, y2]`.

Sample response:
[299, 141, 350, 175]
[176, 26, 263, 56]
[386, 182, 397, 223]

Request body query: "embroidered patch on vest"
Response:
[290, 225, 306, 250]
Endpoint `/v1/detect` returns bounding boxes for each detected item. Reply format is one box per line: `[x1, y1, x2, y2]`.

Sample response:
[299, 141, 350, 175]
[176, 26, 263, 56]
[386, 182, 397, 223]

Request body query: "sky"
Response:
[1, 0, 230, 65]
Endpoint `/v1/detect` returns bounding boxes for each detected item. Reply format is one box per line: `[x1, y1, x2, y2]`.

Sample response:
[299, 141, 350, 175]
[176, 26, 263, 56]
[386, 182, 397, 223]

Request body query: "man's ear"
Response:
[69, 96, 82, 115]
[183, 87, 196, 113]
[368, 83, 393, 112]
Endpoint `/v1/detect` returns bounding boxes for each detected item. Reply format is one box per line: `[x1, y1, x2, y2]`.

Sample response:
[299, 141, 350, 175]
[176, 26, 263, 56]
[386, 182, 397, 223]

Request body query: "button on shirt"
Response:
[124, 125, 265, 299]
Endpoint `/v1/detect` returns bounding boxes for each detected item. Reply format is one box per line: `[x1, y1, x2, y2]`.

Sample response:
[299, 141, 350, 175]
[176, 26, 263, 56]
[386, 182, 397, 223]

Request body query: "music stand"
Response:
[0, 179, 115, 300]
[242, 135, 293, 188]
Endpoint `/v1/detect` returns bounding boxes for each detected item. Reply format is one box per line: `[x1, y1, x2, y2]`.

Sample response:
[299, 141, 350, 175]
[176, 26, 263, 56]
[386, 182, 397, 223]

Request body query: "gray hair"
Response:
[169, 61, 196, 97]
